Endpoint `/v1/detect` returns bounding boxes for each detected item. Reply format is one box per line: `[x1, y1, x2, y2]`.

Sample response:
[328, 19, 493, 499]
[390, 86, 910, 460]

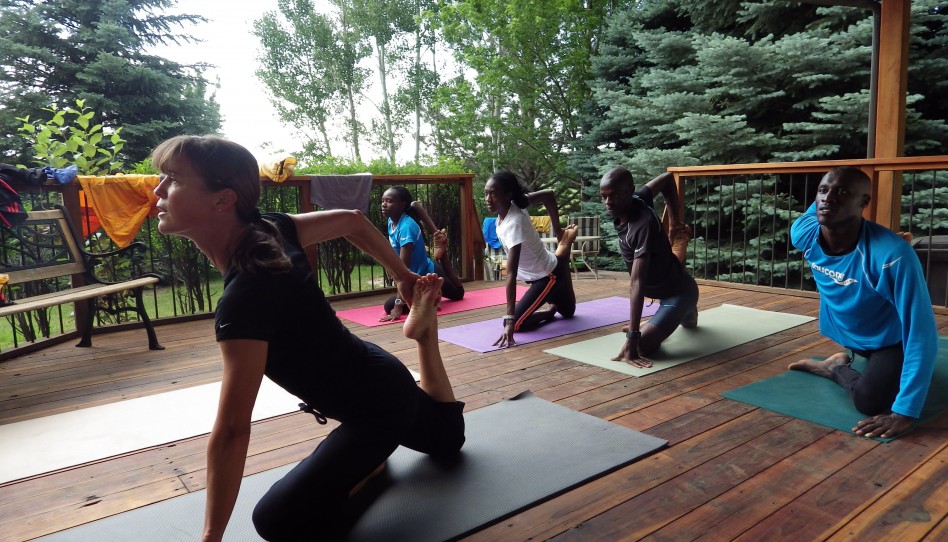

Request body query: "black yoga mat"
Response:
[40, 391, 667, 542]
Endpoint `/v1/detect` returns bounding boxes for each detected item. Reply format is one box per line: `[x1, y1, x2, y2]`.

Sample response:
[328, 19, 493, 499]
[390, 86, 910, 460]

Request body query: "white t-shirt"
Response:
[495, 202, 557, 282]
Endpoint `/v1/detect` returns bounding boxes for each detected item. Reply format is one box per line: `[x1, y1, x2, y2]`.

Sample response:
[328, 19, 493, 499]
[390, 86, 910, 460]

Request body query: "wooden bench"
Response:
[0, 207, 163, 350]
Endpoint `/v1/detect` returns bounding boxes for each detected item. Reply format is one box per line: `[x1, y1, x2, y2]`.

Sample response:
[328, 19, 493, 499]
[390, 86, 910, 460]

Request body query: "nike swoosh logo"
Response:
[881, 257, 902, 269]
[218, 322, 231, 329]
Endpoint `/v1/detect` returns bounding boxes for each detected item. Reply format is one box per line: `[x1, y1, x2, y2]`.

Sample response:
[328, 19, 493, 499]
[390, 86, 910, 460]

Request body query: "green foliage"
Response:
[0, 0, 222, 164]
[297, 155, 469, 176]
[430, 0, 621, 201]
[16, 99, 125, 174]
[570, 0, 948, 285]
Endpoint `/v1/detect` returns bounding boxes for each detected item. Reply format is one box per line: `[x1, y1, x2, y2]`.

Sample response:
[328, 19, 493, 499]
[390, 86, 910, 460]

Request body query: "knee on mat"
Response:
[851, 391, 892, 417]
[558, 305, 576, 318]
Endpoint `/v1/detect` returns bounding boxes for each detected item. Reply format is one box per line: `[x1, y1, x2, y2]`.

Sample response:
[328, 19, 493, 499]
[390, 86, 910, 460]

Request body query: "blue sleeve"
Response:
[790, 203, 818, 252]
[877, 238, 939, 417]
[396, 218, 421, 247]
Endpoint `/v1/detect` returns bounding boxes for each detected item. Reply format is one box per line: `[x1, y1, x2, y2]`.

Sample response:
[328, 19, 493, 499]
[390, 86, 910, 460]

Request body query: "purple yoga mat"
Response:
[437, 296, 659, 353]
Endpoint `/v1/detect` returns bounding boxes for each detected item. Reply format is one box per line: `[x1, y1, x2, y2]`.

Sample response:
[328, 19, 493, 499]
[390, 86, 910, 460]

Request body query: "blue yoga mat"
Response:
[722, 336, 948, 441]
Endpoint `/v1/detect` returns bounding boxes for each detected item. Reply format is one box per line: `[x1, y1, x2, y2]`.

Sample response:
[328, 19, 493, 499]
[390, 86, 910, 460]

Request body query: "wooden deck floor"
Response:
[1, 276, 946, 541]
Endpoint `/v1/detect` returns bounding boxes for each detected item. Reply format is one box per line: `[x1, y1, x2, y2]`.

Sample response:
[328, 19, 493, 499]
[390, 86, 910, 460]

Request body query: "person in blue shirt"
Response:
[380, 186, 464, 321]
[788, 166, 938, 439]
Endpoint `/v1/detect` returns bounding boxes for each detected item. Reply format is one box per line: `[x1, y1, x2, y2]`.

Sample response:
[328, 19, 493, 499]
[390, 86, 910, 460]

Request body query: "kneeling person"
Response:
[600, 168, 699, 368]
[787, 166, 938, 439]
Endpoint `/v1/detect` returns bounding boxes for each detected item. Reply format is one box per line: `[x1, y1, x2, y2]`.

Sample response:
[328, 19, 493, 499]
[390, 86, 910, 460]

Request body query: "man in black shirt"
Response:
[600, 167, 699, 367]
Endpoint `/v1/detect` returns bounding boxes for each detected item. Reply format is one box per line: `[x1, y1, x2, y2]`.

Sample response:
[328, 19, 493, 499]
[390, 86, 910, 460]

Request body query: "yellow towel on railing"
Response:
[529, 215, 551, 234]
[260, 156, 298, 183]
[78, 175, 159, 248]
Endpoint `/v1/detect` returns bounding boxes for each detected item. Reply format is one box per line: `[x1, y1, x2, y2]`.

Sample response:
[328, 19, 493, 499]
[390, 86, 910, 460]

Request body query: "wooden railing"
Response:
[667, 156, 948, 308]
[1, 173, 483, 356]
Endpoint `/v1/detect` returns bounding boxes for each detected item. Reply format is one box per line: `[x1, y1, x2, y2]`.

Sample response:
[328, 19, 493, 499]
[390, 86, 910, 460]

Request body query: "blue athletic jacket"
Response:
[791, 203, 938, 418]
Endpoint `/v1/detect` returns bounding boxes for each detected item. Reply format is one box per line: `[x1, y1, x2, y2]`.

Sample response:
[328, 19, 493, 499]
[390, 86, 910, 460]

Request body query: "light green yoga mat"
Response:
[722, 336, 948, 441]
[544, 304, 815, 377]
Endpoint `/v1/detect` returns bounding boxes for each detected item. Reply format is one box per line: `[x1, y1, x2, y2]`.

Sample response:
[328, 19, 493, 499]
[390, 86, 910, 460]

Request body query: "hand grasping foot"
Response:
[556, 224, 578, 258]
[432, 229, 448, 261]
[788, 352, 850, 379]
[403, 273, 443, 342]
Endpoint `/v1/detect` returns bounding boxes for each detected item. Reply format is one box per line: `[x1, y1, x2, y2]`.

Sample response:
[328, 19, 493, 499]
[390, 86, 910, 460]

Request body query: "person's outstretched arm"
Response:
[494, 243, 521, 348]
[644, 172, 684, 232]
[613, 255, 651, 368]
[202, 339, 267, 542]
[526, 190, 563, 240]
[291, 210, 421, 304]
[409, 201, 440, 235]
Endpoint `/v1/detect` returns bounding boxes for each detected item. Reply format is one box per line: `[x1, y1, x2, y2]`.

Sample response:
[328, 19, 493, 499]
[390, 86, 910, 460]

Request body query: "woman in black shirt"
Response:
[151, 135, 465, 541]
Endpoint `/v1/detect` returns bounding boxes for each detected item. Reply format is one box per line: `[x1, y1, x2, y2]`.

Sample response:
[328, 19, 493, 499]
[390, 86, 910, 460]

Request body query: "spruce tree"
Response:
[0, 0, 222, 163]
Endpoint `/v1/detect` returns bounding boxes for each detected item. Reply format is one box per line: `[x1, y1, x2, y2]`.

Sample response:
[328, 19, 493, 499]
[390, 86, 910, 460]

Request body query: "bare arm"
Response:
[202, 339, 267, 542]
[409, 202, 439, 235]
[290, 210, 420, 304]
[526, 190, 563, 240]
[613, 256, 652, 368]
[644, 172, 683, 229]
[494, 243, 521, 348]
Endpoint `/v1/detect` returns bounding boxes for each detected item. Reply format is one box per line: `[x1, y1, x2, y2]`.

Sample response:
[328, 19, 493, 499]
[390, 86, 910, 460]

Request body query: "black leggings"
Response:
[252, 348, 465, 541]
[512, 254, 575, 331]
[384, 262, 464, 314]
[831, 343, 903, 416]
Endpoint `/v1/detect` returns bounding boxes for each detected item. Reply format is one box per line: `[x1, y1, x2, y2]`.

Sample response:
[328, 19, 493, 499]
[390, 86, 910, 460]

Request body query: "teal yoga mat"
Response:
[544, 304, 815, 377]
[722, 336, 948, 441]
[38, 392, 666, 542]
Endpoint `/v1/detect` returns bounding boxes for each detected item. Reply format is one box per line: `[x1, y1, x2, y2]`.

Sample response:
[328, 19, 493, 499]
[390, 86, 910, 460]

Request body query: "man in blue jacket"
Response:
[788, 166, 938, 439]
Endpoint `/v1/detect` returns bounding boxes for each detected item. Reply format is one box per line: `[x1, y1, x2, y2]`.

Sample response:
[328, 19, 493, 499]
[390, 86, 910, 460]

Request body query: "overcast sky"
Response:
[149, 1, 306, 163]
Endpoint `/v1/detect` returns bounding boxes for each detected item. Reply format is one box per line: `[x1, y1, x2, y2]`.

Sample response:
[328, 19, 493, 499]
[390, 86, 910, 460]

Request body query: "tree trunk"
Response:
[376, 38, 396, 162]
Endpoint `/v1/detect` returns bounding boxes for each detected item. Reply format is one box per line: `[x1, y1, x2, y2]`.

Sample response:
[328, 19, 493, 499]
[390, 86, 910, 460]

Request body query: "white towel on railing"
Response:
[309, 174, 372, 213]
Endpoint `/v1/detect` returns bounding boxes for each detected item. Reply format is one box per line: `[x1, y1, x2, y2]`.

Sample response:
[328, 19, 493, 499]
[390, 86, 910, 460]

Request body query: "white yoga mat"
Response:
[0, 370, 420, 484]
[544, 304, 815, 377]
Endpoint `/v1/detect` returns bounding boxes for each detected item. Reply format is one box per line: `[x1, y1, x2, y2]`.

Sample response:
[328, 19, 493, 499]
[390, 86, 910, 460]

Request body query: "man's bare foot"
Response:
[403, 274, 443, 341]
[432, 229, 448, 261]
[670, 224, 692, 263]
[788, 352, 850, 379]
[896, 231, 913, 244]
[556, 224, 578, 258]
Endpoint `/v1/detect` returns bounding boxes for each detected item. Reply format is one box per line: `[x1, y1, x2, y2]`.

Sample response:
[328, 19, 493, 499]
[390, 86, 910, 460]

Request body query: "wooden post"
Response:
[61, 182, 90, 338]
[459, 174, 483, 280]
[872, 0, 911, 230]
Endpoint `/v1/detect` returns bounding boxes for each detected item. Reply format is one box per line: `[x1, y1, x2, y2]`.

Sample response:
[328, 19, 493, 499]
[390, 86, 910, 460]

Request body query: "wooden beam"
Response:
[872, 0, 911, 230]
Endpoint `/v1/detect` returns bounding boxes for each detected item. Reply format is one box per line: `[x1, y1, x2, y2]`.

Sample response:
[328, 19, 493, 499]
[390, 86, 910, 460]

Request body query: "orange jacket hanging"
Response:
[77, 175, 160, 247]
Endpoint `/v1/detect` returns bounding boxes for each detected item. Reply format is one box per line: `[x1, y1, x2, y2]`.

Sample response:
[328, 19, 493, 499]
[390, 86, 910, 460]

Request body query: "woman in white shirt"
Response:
[484, 171, 577, 348]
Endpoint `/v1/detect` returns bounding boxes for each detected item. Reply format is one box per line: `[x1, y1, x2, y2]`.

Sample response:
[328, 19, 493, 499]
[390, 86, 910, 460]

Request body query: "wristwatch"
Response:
[626, 330, 641, 340]
[394, 298, 404, 306]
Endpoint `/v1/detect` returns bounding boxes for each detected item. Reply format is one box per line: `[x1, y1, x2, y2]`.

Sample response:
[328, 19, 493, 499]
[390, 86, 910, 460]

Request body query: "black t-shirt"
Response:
[614, 186, 688, 299]
[214, 213, 414, 422]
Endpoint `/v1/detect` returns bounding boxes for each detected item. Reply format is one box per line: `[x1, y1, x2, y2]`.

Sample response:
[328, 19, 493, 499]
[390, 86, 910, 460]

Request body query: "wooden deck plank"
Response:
[1, 277, 945, 542]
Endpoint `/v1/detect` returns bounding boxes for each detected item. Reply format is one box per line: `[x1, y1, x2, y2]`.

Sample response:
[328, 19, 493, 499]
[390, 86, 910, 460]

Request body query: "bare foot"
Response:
[556, 224, 578, 258]
[788, 352, 850, 379]
[670, 224, 692, 263]
[896, 231, 913, 244]
[403, 274, 443, 341]
[432, 229, 448, 261]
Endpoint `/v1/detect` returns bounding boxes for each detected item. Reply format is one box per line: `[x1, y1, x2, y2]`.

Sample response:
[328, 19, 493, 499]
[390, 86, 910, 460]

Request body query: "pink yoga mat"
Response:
[335, 285, 527, 327]
[437, 296, 659, 352]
